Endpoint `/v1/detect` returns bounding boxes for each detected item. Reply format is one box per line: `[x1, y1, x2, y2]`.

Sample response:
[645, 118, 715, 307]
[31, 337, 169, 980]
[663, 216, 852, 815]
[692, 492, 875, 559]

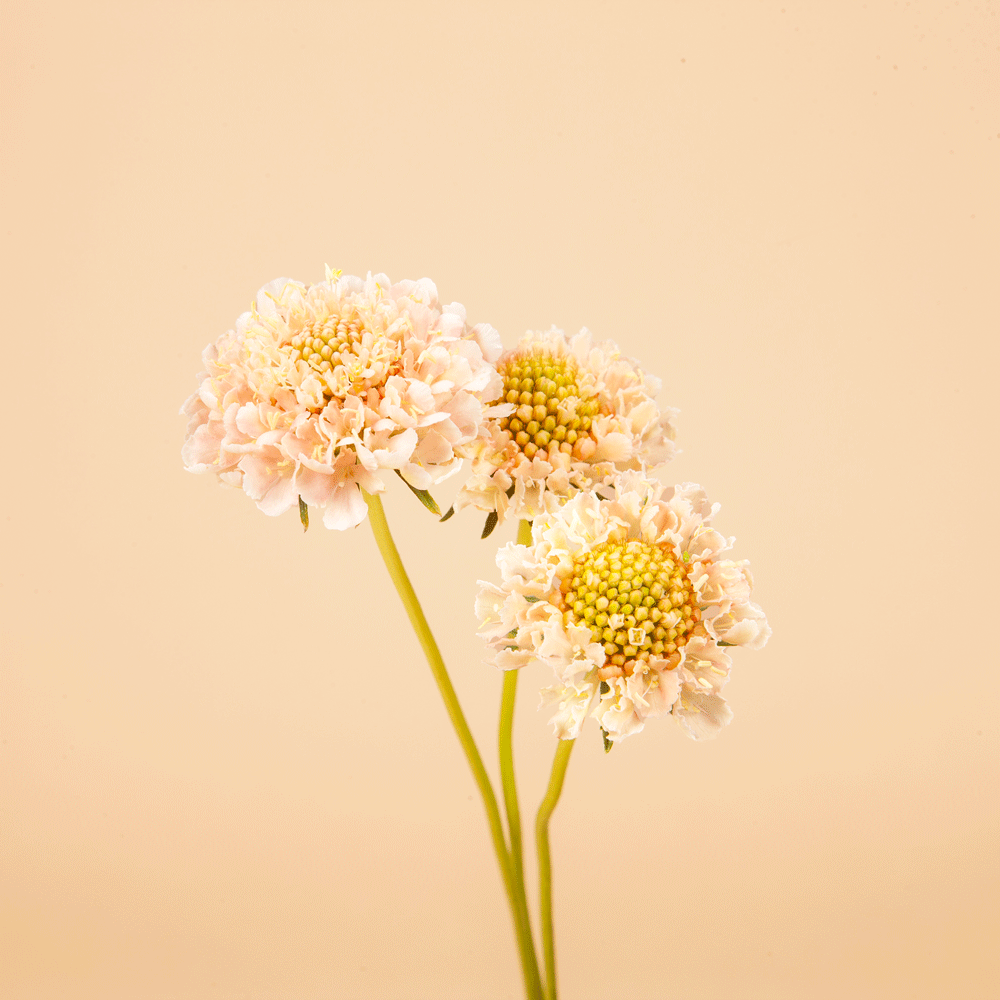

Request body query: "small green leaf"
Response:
[505, 483, 517, 499]
[718, 640, 735, 647]
[439, 505, 455, 522]
[394, 470, 441, 516]
[599, 680, 610, 695]
[481, 511, 499, 539]
[601, 728, 614, 754]
[298, 496, 309, 532]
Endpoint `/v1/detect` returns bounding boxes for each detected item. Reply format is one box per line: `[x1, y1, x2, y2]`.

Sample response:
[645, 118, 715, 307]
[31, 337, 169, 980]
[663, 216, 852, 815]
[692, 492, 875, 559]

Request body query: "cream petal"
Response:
[541, 681, 597, 740]
[495, 648, 534, 671]
[629, 663, 682, 720]
[674, 691, 734, 741]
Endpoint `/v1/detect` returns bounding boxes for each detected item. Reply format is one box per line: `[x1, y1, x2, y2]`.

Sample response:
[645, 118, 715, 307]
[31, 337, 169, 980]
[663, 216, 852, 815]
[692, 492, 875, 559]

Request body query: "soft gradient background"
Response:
[2, 2, 997, 998]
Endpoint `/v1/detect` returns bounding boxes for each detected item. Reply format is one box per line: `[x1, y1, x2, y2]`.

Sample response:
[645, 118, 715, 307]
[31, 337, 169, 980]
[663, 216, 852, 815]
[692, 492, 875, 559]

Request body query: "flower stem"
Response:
[499, 518, 540, 995]
[363, 491, 542, 1000]
[500, 521, 534, 894]
[536, 738, 575, 1000]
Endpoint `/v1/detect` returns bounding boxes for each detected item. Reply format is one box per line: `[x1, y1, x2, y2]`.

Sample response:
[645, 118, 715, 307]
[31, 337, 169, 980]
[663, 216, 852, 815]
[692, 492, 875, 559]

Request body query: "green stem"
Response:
[500, 521, 534, 896]
[500, 671, 542, 994]
[499, 515, 542, 995]
[536, 738, 575, 1000]
[363, 491, 542, 1000]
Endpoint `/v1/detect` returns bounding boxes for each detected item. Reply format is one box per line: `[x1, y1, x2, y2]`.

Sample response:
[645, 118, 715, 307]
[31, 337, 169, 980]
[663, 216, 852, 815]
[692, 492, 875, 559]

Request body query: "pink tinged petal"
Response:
[471, 322, 503, 364]
[256, 429, 286, 447]
[180, 388, 205, 418]
[674, 691, 734, 741]
[399, 463, 433, 490]
[687, 527, 730, 561]
[715, 602, 771, 650]
[442, 391, 483, 442]
[725, 619, 770, 648]
[633, 664, 681, 720]
[373, 428, 419, 469]
[235, 402, 269, 437]
[403, 380, 436, 413]
[626, 399, 659, 436]
[348, 466, 384, 495]
[256, 472, 298, 516]
[591, 432, 632, 463]
[182, 422, 225, 471]
[440, 303, 467, 328]
[238, 451, 284, 500]
[483, 402, 515, 419]
[352, 442, 379, 471]
[423, 455, 463, 484]
[412, 429, 453, 467]
[295, 464, 337, 507]
[322, 484, 368, 530]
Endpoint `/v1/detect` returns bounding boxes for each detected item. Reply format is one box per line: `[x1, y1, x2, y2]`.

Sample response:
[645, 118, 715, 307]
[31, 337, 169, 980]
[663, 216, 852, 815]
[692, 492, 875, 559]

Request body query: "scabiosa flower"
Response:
[454, 327, 678, 525]
[475, 472, 769, 744]
[181, 269, 503, 529]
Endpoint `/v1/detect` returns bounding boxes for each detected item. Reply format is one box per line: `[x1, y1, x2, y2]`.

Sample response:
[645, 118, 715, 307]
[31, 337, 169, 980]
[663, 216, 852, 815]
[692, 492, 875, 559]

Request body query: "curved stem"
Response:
[500, 520, 534, 893]
[536, 738, 575, 1000]
[500, 672, 529, 915]
[499, 516, 539, 993]
[363, 491, 542, 1000]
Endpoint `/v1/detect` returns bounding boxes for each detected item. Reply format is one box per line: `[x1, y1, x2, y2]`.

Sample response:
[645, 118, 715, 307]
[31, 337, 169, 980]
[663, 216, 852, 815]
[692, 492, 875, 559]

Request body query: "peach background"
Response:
[2, 2, 997, 998]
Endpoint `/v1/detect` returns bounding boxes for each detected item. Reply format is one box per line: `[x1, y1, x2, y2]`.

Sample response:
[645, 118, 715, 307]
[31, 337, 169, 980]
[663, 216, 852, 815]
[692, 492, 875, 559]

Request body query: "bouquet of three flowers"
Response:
[182, 268, 769, 999]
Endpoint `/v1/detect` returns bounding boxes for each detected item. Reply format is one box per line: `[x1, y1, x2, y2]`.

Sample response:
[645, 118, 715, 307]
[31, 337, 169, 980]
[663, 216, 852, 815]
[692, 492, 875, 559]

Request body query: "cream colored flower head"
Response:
[475, 471, 769, 745]
[181, 269, 503, 529]
[454, 327, 678, 524]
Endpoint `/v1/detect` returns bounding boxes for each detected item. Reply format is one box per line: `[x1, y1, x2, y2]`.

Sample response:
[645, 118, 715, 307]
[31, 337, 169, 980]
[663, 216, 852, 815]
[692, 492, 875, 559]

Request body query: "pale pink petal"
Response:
[256, 473, 298, 516]
[182, 268, 500, 528]
[322, 484, 368, 530]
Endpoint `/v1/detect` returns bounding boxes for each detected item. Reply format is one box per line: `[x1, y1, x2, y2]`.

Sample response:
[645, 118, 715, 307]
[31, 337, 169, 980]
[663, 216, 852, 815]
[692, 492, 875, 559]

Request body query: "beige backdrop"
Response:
[2, 2, 997, 998]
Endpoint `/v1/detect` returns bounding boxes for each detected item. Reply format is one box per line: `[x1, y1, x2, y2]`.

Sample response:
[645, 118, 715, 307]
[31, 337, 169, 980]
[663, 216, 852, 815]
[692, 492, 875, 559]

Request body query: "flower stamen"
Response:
[496, 347, 604, 463]
[556, 538, 700, 673]
[284, 307, 403, 401]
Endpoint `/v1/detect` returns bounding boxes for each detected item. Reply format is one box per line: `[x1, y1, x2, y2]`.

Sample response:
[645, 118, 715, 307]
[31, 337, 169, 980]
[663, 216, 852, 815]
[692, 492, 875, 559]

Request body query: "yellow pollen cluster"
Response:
[286, 309, 400, 398]
[557, 538, 700, 674]
[496, 349, 601, 463]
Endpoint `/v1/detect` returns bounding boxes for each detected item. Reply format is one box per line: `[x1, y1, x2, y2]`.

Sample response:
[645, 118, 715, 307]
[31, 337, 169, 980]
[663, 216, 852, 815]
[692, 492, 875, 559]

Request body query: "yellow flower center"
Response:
[286, 307, 402, 399]
[496, 348, 601, 462]
[557, 538, 700, 674]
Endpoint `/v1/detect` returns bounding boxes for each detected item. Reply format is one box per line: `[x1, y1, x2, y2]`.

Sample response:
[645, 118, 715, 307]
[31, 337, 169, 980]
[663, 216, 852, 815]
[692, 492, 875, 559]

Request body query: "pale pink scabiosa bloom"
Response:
[475, 472, 770, 745]
[181, 269, 503, 529]
[454, 327, 678, 525]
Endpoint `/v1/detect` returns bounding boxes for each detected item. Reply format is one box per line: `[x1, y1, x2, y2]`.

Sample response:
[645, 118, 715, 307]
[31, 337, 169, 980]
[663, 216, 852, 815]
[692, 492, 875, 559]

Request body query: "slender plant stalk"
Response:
[363, 491, 542, 1000]
[536, 738, 576, 1000]
[498, 519, 541, 995]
